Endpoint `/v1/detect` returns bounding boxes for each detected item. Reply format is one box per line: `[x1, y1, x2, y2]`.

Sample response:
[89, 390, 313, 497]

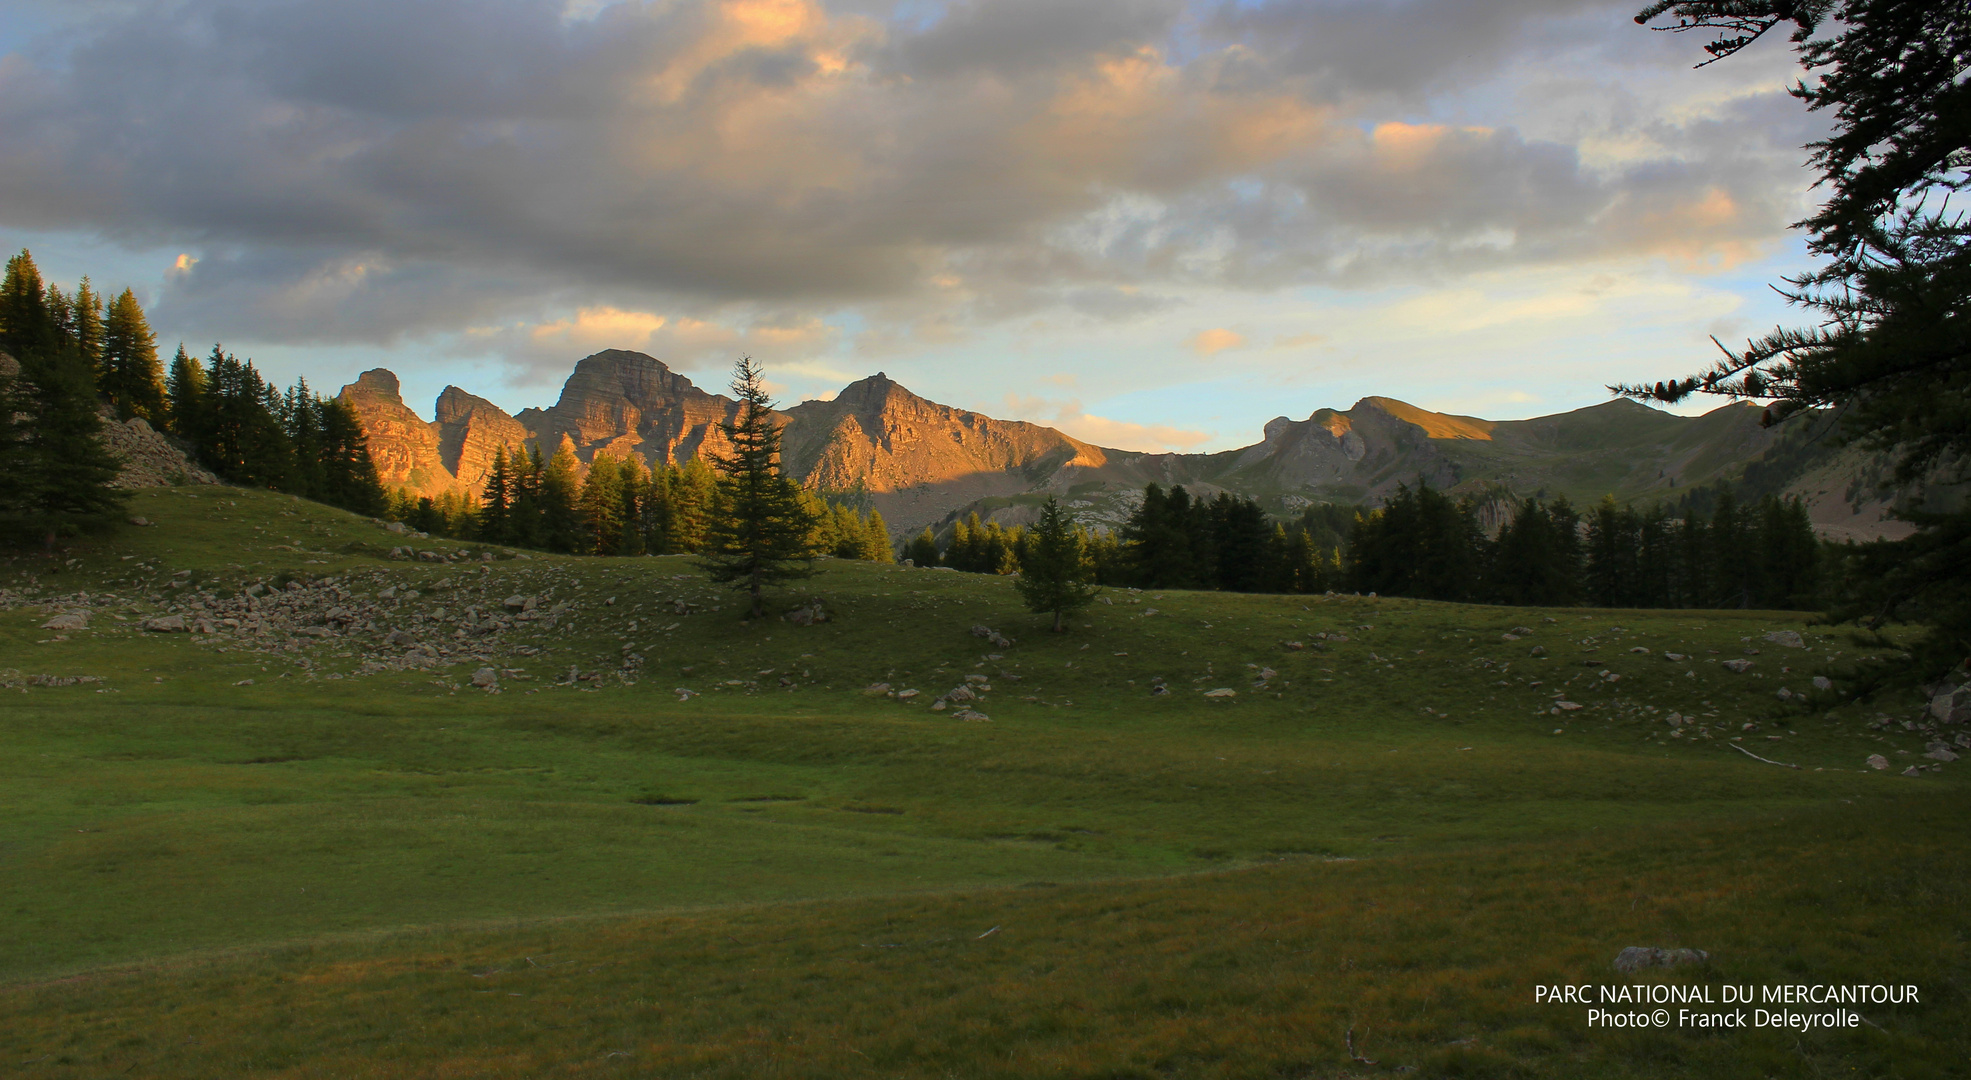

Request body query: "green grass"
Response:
[2, 486, 1964, 1077]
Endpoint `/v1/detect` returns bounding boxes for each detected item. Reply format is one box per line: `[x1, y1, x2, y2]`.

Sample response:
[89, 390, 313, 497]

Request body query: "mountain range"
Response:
[336, 349, 1915, 542]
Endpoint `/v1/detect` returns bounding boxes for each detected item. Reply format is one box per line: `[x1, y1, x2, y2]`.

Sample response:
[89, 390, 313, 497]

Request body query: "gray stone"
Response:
[943, 685, 976, 703]
[1902, 766, 1925, 777]
[41, 612, 88, 631]
[1203, 688, 1236, 698]
[1723, 659, 1754, 673]
[470, 667, 499, 689]
[503, 595, 534, 612]
[1867, 754, 1889, 770]
[1762, 630, 1806, 649]
[783, 603, 828, 626]
[142, 614, 187, 632]
[1613, 947, 1709, 974]
[1928, 684, 1971, 725]
[951, 708, 991, 722]
[128, 516, 152, 527]
[1813, 676, 1834, 691]
[862, 683, 892, 697]
[1923, 742, 1958, 762]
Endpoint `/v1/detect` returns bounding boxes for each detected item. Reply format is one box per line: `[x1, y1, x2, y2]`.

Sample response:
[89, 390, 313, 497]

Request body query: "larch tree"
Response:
[100, 289, 164, 422]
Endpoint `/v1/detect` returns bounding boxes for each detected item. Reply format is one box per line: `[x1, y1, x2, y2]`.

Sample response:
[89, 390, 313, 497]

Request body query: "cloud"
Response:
[0, 0, 1824, 358]
[1190, 327, 1245, 355]
[1003, 390, 1211, 452]
[1272, 331, 1325, 348]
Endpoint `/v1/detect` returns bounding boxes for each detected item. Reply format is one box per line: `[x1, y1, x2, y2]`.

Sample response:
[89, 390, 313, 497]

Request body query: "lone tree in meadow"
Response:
[698, 357, 818, 618]
[1015, 496, 1101, 632]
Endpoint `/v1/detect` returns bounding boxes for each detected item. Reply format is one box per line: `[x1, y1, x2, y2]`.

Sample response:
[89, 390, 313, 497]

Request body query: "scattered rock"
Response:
[1867, 754, 1889, 770]
[1663, 652, 1686, 661]
[930, 700, 948, 711]
[1812, 676, 1833, 691]
[1501, 633, 1520, 642]
[1281, 640, 1304, 650]
[1923, 742, 1958, 762]
[862, 682, 893, 696]
[142, 614, 187, 633]
[1202, 688, 1236, 698]
[503, 595, 535, 612]
[1552, 700, 1582, 712]
[128, 516, 152, 527]
[29, 674, 103, 687]
[896, 688, 920, 700]
[384, 630, 417, 647]
[1529, 645, 1547, 657]
[1902, 766, 1924, 778]
[950, 709, 991, 722]
[968, 624, 1014, 647]
[942, 685, 977, 703]
[1762, 630, 1806, 649]
[1723, 659, 1755, 673]
[471, 667, 499, 689]
[1629, 646, 1650, 654]
[41, 612, 88, 631]
[1510, 626, 1533, 636]
[1776, 687, 1794, 701]
[1613, 947, 1709, 974]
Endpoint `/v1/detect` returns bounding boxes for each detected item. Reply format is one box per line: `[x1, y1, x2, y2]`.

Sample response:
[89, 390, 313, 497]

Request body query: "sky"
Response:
[0, 0, 1829, 452]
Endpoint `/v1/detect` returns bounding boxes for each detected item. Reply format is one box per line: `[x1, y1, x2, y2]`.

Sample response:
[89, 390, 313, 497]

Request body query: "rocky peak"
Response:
[433, 386, 532, 492]
[344, 368, 407, 407]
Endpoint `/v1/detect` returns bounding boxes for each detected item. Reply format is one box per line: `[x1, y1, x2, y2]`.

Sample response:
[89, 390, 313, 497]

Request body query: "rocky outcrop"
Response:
[336, 369, 457, 498]
[99, 414, 220, 488]
[781, 373, 1107, 532]
[516, 349, 748, 467]
[434, 386, 532, 494]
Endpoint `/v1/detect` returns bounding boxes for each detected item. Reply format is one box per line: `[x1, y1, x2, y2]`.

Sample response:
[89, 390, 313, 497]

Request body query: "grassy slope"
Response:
[2, 487, 1964, 1077]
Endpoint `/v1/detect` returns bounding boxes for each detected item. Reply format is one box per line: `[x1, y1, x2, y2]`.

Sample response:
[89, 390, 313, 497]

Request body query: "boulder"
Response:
[41, 612, 88, 631]
[862, 683, 893, 697]
[943, 685, 977, 703]
[783, 603, 828, 626]
[1929, 684, 1971, 725]
[1867, 754, 1890, 770]
[142, 614, 187, 632]
[384, 630, 417, 646]
[1529, 645, 1547, 657]
[471, 667, 499, 689]
[1762, 630, 1806, 649]
[1902, 766, 1925, 777]
[1613, 947, 1708, 974]
[968, 625, 1014, 647]
[503, 595, 535, 612]
[951, 709, 991, 722]
[1723, 659, 1755, 673]
[128, 516, 152, 527]
[1202, 688, 1236, 698]
[1812, 676, 1834, 691]
[1923, 742, 1958, 762]
[1552, 700, 1582, 712]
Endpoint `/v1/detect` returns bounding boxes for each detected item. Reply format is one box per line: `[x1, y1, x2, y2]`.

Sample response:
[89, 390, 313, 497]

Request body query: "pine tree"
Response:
[0, 251, 126, 547]
[697, 357, 818, 618]
[480, 446, 514, 543]
[99, 289, 163, 422]
[317, 397, 386, 516]
[1015, 497, 1101, 632]
[165, 345, 206, 442]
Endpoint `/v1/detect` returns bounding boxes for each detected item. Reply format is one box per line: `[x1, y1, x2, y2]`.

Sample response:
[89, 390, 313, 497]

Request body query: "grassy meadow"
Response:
[2, 487, 1965, 1077]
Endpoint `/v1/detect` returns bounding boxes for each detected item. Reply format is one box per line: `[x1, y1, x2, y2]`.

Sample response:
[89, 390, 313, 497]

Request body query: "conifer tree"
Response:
[615, 455, 647, 556]
[165, 345, 206, 441]
[317, 397, 386, 516]
[863, 509, 895, 563]
[578, 454, 624, 555]
[540, 446, 583, 553]
[70, 277, 104, 374]
[698, 357, 817, 618]
[480, 446, 514, 543]
[1016, 496, 1101, 631]
[100, 289, 164, 422]
[0, 251, 126, 546]
[905, 527, 940, 567]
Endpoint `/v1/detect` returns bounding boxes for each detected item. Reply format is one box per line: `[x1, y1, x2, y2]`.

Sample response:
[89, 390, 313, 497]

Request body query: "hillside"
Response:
[0, 486, 1963, 1077]
[338, 350, 1910, 539]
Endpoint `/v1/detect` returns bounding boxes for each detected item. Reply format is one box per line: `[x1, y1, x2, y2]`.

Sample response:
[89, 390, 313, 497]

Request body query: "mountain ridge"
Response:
[335, 349, 1909, 541]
